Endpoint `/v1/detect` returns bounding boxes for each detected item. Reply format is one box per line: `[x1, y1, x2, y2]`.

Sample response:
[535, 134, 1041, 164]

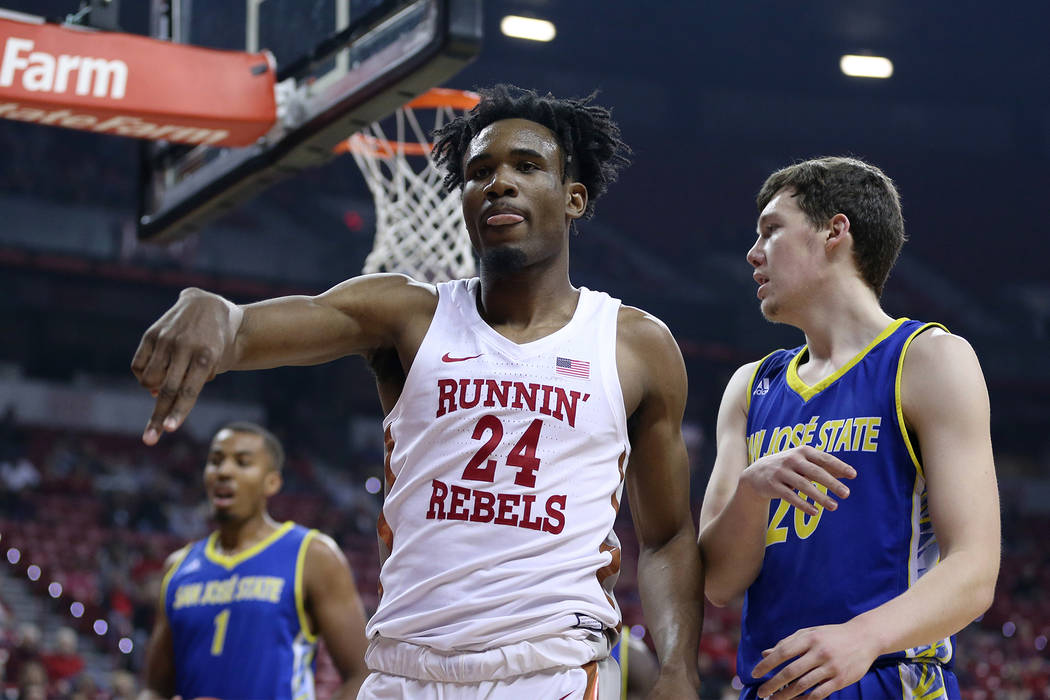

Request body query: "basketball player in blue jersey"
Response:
[698, 156, 1000, 699]
[140, 422, 369, 700]
[131, 85, 703, 698]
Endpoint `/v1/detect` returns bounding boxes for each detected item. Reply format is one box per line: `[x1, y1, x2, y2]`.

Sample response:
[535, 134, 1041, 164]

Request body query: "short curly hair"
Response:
[432, 84, 631, 220]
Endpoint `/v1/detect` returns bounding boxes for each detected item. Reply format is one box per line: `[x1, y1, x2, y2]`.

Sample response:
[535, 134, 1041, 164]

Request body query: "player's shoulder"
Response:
[902, 326, 983, 383]
[906, 325, 972, 355]
[616, 303, 677, 352]
[162, 543, 194, 574]
[322, 272, 439, 314]
[303, 530, 352, 570]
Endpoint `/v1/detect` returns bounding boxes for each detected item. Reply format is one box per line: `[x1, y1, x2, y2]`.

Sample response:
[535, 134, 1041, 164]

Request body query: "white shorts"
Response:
[357, 658, 621, 700]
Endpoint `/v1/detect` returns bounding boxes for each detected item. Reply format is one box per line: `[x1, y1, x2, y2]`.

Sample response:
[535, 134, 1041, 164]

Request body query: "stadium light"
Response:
[500, 15, 556, 42]
[840, 54, 893, 79]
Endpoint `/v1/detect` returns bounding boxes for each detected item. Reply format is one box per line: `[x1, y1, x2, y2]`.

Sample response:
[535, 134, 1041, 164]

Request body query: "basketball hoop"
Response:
[337, 88, 480, 283]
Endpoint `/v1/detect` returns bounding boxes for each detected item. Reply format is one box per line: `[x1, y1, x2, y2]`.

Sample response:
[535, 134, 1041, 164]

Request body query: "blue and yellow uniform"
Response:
[740, 319, 960, 699]
[163, 521, 319, 700]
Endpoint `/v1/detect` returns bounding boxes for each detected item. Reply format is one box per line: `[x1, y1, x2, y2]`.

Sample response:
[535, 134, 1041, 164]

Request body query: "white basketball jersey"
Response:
[366, 278, 630, 654]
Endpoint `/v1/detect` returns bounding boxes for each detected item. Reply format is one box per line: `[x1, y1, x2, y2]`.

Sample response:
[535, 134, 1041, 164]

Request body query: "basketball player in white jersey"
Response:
[132, 84, 703, 699]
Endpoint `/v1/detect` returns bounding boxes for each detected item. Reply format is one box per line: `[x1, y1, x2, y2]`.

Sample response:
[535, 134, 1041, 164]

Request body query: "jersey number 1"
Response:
[211, 608, 230, 656]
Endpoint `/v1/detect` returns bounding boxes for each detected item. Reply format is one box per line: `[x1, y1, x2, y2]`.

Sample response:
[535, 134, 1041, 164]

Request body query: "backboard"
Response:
[138, 0, 481, 243]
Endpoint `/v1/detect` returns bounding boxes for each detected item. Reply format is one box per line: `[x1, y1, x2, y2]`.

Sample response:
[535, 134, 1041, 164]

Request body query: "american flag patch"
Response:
[556, 356, 590, 379]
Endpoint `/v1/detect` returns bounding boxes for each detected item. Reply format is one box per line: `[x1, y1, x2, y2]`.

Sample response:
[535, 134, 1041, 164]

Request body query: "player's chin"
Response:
[480, 245, 528, 272]
[211, 506, 235, 522]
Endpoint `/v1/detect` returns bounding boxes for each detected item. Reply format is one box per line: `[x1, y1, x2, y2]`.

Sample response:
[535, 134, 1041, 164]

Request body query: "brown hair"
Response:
[757, 156, 905, 296]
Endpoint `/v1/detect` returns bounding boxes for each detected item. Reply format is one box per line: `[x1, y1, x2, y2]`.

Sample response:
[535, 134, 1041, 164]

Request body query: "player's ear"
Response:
[566, 182, 587, 221]
[826, 213, 851, 251]
[263, 469, 282, 497]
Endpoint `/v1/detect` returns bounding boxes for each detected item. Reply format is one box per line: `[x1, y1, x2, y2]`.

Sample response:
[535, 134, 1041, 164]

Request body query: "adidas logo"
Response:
[753, 378, 770, 396]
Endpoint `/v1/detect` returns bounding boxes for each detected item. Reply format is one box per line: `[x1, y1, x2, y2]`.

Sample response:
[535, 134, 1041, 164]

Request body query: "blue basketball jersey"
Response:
[163, 521, 319, 700]
[739, 319, 954, 688]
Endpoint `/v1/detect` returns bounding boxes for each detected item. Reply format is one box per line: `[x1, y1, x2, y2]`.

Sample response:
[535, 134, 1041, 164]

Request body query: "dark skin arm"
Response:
[138, 548, 186, 700]
[131, 274, 437, 444]
[302, 534, 370, 699]
[618, 307, 703, 698]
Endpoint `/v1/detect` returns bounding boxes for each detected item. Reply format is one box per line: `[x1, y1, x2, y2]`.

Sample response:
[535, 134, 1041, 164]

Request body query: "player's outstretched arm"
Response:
[698, 363, 856, 607]
[138, 549, 186, 700]
[751, 331, 1000, 700]
[303, 533, 371, 698]
[131, 274, 437, 444]
[619, 310, 702, 698]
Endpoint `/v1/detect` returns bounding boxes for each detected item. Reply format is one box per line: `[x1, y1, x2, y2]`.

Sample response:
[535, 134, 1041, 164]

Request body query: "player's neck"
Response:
[214, 511, 280, 556]
[796, 279, 893, 366]
[476, 258, 577, 333]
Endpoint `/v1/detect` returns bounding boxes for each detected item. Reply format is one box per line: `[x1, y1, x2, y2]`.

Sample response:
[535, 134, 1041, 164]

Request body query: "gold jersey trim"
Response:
[786, 318, 909, 402]
[295, 529, 320, 644]
[203, 520, 295, 570]
[159, 544, 192, 613]
[894, 323, 949, 480]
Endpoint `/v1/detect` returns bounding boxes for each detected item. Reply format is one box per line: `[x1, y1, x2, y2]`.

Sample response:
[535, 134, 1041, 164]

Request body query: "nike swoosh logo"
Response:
[442, 353, 483, 363]
[557, 694, 573, 700]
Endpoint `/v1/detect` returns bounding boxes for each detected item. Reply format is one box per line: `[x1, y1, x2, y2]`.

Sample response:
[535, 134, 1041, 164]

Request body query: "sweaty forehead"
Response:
[211, 429, 264, 455]
[466, 118, 562, 161]
[759, 187, 802, 220]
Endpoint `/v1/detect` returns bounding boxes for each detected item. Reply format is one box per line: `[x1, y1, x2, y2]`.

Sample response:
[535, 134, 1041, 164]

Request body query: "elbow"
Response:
[973, 575, 998, 618]
[704, 588, 741, 609]
[702, 577, 743, 608]
[697, 540, 747, 608]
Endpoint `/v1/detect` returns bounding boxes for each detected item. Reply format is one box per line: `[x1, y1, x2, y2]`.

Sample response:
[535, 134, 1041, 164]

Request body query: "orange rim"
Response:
[335, 87, 480, 157]
[405, 87, 480, 110]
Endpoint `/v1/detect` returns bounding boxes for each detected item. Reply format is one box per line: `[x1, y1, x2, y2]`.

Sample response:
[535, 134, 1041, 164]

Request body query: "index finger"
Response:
[131, 331, 157, 382]
[752, 639, 800, 679]
[804, 447, 857, 479]
[161, 350, 217, 435]
[142, 348, 191, 445]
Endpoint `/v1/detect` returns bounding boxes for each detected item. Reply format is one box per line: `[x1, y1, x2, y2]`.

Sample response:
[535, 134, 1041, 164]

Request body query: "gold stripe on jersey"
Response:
[160, 545, 191, 611]
[744, 351, 777, 413]
[894, 323, 949, 481]
[786, 318, 909, 402]
[203, 520, 295, 570]
[295, 529, 319, 644]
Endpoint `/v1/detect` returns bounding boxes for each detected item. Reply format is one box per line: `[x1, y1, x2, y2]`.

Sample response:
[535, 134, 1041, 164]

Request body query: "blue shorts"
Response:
[740, 661, 960, 699]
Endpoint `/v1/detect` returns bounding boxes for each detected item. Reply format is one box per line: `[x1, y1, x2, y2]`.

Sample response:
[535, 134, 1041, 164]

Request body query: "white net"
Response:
[346, 90, 478, 283]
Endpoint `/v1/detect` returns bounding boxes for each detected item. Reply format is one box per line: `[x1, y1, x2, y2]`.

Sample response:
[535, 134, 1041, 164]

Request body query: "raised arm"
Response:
[618, 310, 702, 698]
[302, 534, 370, 699]
[698, 363, 855, 607]
[131, 273, 437, 444]
[752, 330, 1000, 698]
[138, 549, 186, 700]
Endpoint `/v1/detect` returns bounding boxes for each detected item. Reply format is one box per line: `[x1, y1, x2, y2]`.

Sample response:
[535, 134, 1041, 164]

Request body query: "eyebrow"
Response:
[464, 147, 549, 172]
[208, 450, 256, 459]
[757, 212, 779, 228]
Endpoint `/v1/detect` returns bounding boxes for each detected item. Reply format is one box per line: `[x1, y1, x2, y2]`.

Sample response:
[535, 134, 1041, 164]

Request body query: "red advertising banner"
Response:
[0, 11, 277, 147]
